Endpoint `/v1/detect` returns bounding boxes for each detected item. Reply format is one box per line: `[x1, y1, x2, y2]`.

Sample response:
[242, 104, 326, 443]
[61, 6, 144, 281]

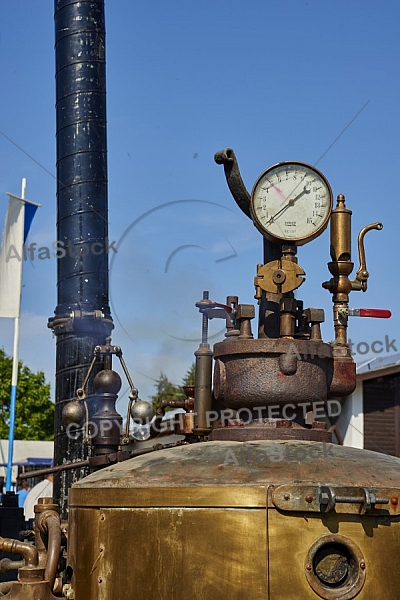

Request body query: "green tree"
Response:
[182, 363, 195, 387]
[151, 372, 183, 413]
[151, 364, 196, 412]
[0, 348, 54, 440]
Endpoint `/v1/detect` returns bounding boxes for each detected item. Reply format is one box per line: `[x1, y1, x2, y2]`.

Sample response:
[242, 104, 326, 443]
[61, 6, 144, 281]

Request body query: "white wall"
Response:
[0, 440, 53, 486]
[336, 380, 364, 448]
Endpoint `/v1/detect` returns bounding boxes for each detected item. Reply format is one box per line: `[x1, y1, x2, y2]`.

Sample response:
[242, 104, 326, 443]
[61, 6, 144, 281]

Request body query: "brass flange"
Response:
[255, 259, 305, 294]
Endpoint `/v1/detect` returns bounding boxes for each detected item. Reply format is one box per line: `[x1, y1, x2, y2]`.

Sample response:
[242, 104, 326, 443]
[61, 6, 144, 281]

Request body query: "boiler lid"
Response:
[69, 440, 400, 509]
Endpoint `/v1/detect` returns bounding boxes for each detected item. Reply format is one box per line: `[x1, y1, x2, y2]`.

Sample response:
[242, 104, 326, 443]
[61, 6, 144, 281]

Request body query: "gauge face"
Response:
[250, 162, 333, 245]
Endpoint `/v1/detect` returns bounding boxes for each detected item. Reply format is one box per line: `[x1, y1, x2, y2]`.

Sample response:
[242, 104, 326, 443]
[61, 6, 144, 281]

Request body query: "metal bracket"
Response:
[319, 486, 389, 515]
[48, 308, 113, 336]
[214, 148, 251, 218]
[272, 484, 392, 515]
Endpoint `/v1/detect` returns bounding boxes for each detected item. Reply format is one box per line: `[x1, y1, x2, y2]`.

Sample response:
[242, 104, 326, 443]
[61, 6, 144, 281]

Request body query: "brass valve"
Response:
[323, 194, 384, 349]
[323, 194, 383, 296]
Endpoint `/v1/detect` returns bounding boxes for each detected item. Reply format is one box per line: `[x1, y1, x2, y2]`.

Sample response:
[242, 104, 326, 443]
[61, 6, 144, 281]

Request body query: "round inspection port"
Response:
[314, 544, 349, 586]
[305, 534, 365, 599]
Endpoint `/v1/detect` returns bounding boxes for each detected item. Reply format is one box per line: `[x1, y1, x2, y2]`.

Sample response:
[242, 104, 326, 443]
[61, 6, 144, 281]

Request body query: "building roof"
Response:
[356, 353, 400, 381]
[0, 440, 53, 483]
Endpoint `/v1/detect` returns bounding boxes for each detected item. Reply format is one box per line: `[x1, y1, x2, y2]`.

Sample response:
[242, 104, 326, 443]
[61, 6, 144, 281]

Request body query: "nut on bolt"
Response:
[303, 308, 325, 324]
[320, 492, 329, 505]
[236, 304, 255, 319]
[280, 297, 297, 312]
[195, 298, 211, 311]
[63, 584, 75, 599]
[272, 269, 286, 284]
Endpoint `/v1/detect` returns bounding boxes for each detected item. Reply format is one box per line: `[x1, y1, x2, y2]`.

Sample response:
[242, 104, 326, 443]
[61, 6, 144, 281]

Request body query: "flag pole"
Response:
[5, 178, 26, 492]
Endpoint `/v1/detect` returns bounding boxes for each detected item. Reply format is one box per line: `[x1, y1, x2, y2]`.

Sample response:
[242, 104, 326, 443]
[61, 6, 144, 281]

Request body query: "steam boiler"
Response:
[63, 158, 400, 600]
[1, 1, 400, 599]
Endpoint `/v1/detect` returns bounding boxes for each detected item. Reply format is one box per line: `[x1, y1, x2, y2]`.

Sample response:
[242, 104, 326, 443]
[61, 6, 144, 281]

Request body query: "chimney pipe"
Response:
[49, 0, 113, 516]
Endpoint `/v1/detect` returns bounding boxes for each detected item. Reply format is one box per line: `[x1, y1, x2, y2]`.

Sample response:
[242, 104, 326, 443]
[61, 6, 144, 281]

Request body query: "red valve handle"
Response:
[204, 301, 233, 313]
[195, 300, 233, 313]
[349, 308, 391, 318]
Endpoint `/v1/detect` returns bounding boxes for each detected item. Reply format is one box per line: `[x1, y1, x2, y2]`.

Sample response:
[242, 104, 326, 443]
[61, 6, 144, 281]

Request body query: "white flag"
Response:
[0, 195, 25, 318]
[0, 193, 39, 318]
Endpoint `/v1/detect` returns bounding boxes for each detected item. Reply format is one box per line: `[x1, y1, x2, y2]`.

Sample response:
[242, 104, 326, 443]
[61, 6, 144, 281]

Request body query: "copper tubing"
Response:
[0, 536, 38, 567]
[18, 459, 90, 480]
[42, 514, 61, 589]
[0, 557, 25, 572]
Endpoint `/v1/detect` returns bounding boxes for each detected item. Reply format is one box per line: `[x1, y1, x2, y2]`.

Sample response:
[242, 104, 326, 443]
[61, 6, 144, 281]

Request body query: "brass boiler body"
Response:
[68, 441, 400, 599]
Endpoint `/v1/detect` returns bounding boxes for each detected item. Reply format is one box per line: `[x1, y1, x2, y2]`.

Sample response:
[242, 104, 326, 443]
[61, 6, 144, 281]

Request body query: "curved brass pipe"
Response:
[352, 222, 383, 291]
[0, 557, 25, 572]
[0, 536, 38, 567]
[43, 514, 61, 589]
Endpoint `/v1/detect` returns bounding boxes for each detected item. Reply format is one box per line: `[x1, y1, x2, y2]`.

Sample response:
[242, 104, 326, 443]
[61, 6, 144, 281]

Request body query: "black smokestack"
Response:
[49, 0, 113, 515]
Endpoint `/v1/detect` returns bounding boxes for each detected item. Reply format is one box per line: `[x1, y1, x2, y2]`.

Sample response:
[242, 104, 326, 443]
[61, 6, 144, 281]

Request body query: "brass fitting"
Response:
[193, 344, 213, 436]
[323, 194, 383, 349]
[0, 536, 38, 567]
[350, 222, 383, 291]
[35, 498, 61, 590]
[329, 193, 352, 262]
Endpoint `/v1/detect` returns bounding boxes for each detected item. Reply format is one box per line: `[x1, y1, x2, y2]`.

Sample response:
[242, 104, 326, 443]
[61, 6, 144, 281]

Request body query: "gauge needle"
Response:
[266, 178, 286, 200]
[266, 185, 311, 224]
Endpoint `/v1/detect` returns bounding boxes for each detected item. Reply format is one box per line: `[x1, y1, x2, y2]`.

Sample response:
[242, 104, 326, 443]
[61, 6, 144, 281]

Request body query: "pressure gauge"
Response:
[250, 162, 333, 246]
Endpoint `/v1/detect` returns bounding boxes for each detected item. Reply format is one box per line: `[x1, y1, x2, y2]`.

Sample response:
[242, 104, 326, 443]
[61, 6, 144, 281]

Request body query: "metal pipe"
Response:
[0, 557, 24, 572]
[43, 515, 62, 589]
[193, 346, 213, 435]
[18, 459, 90, 480]
[49, 0, 114, 517]
[0, 536, 38, 567]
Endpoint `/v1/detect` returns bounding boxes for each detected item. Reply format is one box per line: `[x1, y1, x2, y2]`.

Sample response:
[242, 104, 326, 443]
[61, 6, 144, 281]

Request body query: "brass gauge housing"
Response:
[250, 161, 333, 246]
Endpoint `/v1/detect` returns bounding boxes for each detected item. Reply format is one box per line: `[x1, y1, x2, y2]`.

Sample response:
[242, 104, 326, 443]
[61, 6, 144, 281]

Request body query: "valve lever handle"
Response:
[349, 308, 391, 318]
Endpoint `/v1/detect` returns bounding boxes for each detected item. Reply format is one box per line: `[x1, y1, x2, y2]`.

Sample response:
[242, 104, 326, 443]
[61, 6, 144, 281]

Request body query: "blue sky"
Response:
[0, 0, 399, 410]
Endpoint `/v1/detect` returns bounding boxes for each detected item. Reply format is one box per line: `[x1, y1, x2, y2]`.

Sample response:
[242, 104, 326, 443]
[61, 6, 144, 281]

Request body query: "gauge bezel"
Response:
[250, 161, 333, 246]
